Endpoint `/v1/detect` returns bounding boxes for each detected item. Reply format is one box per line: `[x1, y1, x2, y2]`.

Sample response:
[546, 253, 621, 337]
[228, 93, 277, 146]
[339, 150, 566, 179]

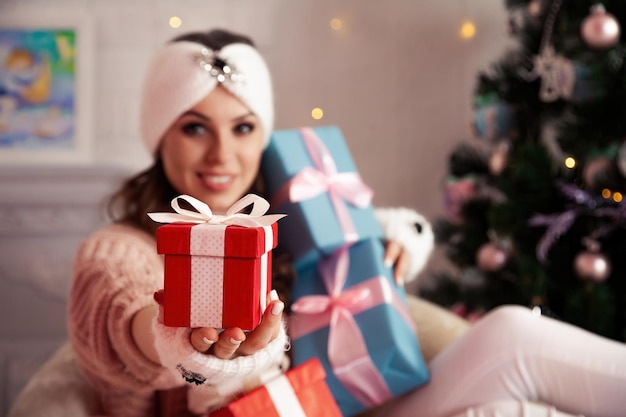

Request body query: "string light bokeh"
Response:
[311, 107, 324, 120]
[330, 18, 343, 31]
[169, 16, 182, 28]
[460, 20, 476, 39]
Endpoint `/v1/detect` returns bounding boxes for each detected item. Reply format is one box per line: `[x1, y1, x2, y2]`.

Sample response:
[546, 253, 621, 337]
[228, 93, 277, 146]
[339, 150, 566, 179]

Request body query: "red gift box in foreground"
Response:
[209, 358, 341, 417]
[150, 194, 283, 331]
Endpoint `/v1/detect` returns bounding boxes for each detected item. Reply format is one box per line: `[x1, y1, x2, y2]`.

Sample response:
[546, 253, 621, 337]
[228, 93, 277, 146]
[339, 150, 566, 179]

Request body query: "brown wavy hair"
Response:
[106, 29, 295, 307]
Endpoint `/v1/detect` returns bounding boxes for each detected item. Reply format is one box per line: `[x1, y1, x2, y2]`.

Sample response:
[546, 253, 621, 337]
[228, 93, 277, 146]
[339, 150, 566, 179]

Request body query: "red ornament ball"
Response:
[476, 243, 508, 272]
[581, 4, 621, 49]
[574, 251, 611, 282]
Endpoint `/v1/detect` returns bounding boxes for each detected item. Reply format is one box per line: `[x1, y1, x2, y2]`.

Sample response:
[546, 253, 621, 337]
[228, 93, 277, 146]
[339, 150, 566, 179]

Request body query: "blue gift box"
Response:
[289, 239, 430, 417]
[261, 126, 383, 264]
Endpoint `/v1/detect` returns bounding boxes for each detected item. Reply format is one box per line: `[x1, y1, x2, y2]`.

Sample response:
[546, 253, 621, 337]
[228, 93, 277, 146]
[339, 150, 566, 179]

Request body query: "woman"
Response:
[68, 28, 626, 417]
[69, 28, 417, 416]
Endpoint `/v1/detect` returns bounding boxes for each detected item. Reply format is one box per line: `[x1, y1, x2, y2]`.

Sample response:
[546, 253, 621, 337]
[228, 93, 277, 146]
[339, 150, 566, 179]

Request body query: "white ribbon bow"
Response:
[148, 194, 285, 227]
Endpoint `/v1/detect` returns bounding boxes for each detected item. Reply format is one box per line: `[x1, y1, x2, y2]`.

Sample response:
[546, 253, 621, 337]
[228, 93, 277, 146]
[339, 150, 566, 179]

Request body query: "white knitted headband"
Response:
[139, 41, 274, 155]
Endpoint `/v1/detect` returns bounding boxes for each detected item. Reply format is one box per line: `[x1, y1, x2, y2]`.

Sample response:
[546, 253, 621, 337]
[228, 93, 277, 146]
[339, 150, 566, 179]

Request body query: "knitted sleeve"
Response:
[152, 318, 289, 386]
[375, 207, 435, 284]
[68, 224, 182, 392]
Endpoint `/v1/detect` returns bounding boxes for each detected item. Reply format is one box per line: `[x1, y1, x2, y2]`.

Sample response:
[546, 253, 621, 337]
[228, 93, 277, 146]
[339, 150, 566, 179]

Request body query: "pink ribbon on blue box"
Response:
[272, 127, 374, 244]
[290, 245, 416, 408]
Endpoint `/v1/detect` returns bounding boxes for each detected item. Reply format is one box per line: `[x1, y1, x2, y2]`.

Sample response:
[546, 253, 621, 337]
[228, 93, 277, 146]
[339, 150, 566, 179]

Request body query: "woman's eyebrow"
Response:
[180, 110, 255, 122]
[233, 112, 255, 121]
[181, 110, 210, 121]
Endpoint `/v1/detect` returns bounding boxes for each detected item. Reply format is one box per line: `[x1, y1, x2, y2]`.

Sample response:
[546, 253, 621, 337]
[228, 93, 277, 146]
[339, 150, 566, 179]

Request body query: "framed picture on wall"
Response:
[0, 11, 92, 165]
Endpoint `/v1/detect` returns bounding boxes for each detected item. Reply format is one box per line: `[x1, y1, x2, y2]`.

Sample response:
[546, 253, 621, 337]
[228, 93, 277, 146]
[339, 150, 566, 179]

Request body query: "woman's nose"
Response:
[205, 132, 233, 162]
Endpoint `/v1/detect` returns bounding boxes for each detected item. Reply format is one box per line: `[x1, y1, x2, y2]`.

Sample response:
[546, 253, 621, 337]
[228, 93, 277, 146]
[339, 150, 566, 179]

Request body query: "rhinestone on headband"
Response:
[196, 47, 244, 83]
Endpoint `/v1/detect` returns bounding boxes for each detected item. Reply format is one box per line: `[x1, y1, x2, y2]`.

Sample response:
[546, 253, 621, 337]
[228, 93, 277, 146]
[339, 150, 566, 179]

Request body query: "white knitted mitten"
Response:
[375, 207, 434, 284]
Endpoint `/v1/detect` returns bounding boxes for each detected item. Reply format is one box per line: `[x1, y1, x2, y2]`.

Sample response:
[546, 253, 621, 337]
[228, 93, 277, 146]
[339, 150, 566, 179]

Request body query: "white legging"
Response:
[377, 305, 626, 417]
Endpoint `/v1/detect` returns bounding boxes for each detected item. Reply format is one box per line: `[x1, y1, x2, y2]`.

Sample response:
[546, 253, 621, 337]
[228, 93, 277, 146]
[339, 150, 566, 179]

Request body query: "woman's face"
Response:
[160, 86, 265, 214]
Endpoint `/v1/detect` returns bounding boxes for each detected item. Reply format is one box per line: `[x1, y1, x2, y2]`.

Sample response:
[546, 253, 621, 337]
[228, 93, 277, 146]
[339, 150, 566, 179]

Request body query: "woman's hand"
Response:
[384, 240, 410, 286]
[189, 290, 284, 359]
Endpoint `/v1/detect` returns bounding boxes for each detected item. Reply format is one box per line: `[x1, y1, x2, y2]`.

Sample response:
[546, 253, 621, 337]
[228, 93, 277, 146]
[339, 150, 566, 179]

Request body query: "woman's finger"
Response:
[383, 240, 402, 267]
[190, 327, 220, 353]
[394, 249, 410, 286]
[211, 327, 246, 359]
[237, 292, 284, 356]
[384, 240, 407, 285]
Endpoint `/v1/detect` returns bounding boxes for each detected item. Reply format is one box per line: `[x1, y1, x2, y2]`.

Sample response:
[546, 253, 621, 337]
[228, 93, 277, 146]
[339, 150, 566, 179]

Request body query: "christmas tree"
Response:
[422, 0, 626, 341]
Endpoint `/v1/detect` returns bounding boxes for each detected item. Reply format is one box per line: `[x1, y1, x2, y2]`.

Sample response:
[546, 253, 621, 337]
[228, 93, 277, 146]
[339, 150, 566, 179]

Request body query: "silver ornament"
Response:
[532, 45, 576, 102]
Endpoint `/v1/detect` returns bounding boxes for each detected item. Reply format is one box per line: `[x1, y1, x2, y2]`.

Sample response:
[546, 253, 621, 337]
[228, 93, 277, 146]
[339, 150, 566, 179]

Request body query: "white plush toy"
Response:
[374, 207, 435, 284]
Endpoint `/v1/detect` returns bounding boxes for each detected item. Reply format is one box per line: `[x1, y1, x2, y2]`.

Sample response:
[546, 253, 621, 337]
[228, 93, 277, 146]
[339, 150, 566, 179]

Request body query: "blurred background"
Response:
[0, 0, 512, 215]
[0, 0, 511, 414]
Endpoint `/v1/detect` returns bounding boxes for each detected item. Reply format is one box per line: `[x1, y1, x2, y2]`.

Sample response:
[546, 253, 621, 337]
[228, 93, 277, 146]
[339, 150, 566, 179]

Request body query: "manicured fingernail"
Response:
[269, 289, 279, 301]
[202, 337, 214, 346]
[384, 258, 393, 268]
[229, 337, 242, 345]
[271, 301, 284, 316]
[396, 275, 405, 287]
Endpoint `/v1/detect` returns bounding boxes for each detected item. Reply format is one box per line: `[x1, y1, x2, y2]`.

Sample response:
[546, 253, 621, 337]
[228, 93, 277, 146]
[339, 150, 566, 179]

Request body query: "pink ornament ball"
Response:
[574, 251, 611, 282]
[581, 5, 621, 49]
[476, 243, 508, 272]
[443, 178, 478, 224]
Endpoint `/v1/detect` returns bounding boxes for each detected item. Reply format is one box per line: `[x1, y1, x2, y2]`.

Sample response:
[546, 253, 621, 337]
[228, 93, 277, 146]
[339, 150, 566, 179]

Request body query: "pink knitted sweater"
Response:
[68, 224, 186, 417]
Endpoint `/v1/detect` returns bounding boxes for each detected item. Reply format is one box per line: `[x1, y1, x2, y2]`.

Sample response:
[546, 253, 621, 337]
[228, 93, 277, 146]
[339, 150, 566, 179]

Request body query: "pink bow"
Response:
[274, 127, 373, 243]
[291, 246, 414, 407]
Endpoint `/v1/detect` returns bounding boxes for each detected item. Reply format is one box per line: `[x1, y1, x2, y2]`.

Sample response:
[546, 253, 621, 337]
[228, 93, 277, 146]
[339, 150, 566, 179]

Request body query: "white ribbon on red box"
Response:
[148, 193, 285, 227]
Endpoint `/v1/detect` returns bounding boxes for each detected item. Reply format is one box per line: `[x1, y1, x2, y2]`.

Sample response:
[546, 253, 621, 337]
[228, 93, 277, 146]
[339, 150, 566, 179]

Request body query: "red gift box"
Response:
[156, 221, 278, 330]
[209, 358, 342, 417]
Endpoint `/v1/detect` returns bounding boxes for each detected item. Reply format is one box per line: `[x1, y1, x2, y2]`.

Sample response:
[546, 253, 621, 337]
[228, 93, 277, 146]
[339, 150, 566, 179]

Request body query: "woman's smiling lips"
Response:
[198, 173, 234, 191]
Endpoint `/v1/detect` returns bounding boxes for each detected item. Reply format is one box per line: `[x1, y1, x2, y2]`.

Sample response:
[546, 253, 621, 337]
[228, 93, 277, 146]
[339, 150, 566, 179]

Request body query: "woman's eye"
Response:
[181, 122, 207, 136]
[234, 122, 254, 135]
